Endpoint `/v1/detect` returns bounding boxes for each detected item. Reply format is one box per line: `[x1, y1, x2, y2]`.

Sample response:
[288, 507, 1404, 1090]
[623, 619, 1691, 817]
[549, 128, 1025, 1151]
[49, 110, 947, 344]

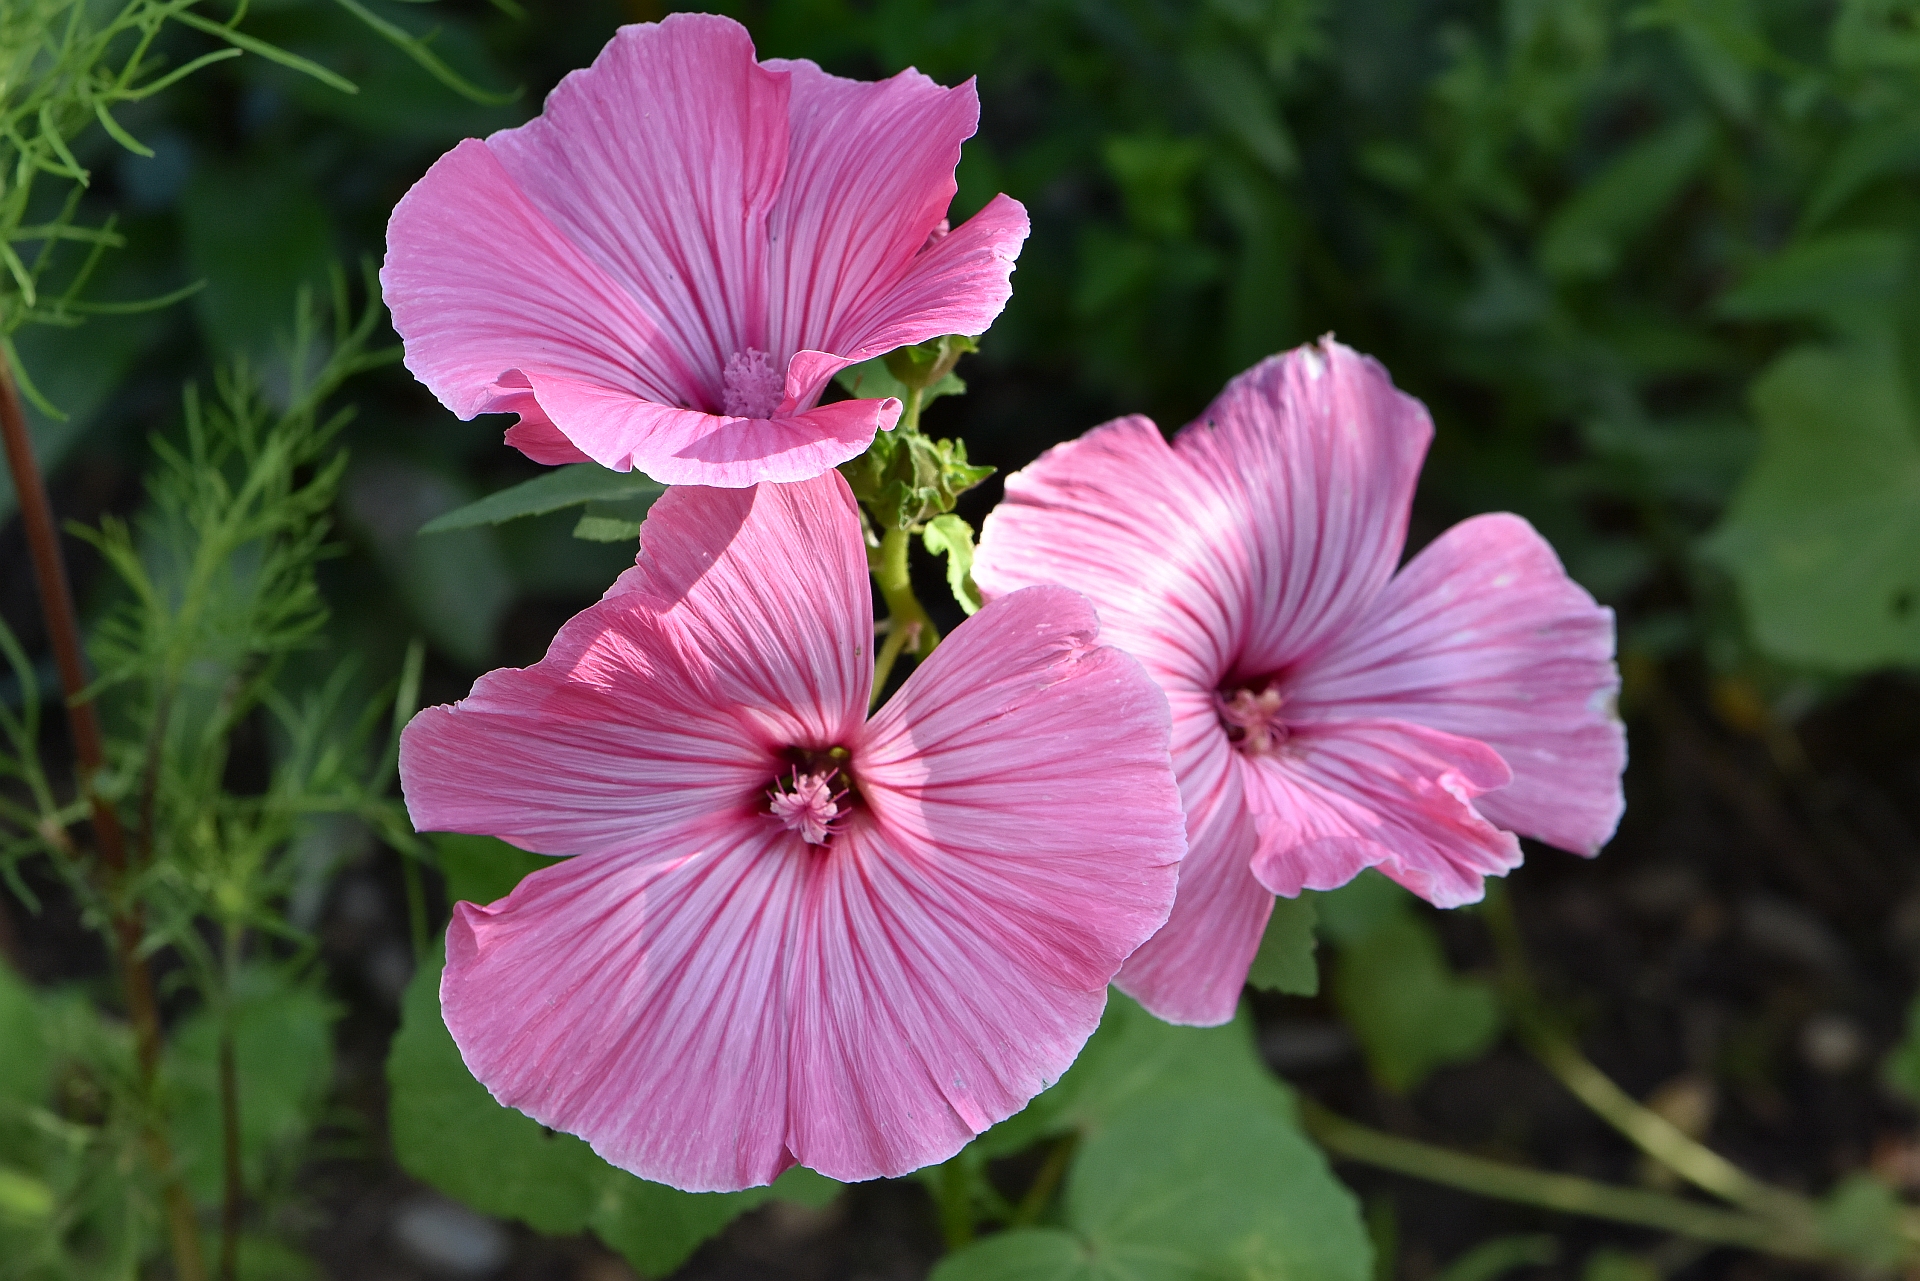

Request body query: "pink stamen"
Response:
[768, 769, 844, 845]
[722, 348, 784, 420]
[1216, 684, 1287, 756]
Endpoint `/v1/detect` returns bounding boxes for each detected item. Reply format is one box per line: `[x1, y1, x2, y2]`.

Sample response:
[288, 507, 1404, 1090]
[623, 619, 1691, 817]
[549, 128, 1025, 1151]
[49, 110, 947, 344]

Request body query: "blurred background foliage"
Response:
[5, 0, 1920, 1277]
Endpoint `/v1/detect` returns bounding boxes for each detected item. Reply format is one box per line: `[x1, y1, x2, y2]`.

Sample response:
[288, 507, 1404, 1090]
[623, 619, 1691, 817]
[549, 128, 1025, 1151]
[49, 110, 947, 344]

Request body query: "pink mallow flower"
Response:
[399, 472, 1184, 1191]
[974, 340, 1626, 1027]
[380, 14, 1028, 488]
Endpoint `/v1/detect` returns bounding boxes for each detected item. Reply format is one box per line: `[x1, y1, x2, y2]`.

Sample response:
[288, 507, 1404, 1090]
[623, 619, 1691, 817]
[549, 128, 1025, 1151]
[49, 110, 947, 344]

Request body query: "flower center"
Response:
[1215, 682, 1287, 756]
[767, 769, 845, 845]
[722, 348, 784, 419]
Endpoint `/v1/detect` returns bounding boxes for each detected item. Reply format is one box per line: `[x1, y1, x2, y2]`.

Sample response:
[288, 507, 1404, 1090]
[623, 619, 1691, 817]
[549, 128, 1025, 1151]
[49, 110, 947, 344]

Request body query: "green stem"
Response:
[1011, 1133, 1076, 1227]
[869, 526, 939, 705]
[935, 1155, 977, 1250]
[1481, 887, 1816, 1225]
[1298, 1101, 1825, 1261]
[900, 384, 924, 435]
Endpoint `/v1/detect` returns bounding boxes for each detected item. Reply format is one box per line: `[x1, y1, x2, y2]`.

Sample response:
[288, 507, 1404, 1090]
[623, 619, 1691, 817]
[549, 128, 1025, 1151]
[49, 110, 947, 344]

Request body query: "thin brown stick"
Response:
[1, 355, 206, 1280]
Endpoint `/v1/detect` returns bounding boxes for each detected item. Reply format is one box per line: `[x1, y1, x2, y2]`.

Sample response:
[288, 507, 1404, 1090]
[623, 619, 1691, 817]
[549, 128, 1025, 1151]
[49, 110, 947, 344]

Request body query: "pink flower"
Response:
[974, 340, 1626, 1026]
[381, 13, 1029, 488]
[399, 473, 1184, 1191]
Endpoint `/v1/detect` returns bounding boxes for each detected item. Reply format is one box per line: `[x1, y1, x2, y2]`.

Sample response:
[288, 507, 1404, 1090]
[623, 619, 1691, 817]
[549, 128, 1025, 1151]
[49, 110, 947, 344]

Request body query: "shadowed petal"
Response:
[1288, 513, 1626, 855]
[1243, 720, 1520, 909]
[1113, 700, 1270, 1027]
[782, 586, 1184, 1177]
[1174, 342, 1432, 676]
[441, 827, 801, 1192]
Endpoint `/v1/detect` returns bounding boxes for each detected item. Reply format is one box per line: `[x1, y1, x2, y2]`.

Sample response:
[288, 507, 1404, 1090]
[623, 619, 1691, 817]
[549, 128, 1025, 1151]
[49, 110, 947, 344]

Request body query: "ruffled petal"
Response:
[760, 61, 986, 381]
[975, 415, 1238, 688]
[783, 586, 1184, 1177]
[441, 827, 802, 1191]
[1113, 698, 1271, 1027]
[399, 474, 873, 850]
[1172, 339, 1433, 676]
[520, 370, 899, 485]
[1242, 720, 1520, 909]
[485, 15, 788, 405]
[790, 194, 1031, 405]
[382, 138, 693, 422]
[1287, 514, 1625, 855]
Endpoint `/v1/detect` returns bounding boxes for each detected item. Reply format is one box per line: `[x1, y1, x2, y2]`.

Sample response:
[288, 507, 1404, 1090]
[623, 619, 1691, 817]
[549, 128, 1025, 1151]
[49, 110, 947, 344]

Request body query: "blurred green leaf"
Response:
[420, 462, 664, 534]
[1322, 876, 1502, 1093]
[1816, 1174, 1907, 1269]
[180, 162, 335, 365]
[1581, 1249, 1660, 1281]
[1246, 894, 1319, 995]
[1539, 118, 1712, 282]
[1714, 232, 1906, 330]
[0, 966, 49, 1111]
[1703, 342, 1920, 669]
[1435, 1235, 1558, 1281]
[835, 356, 966, 408]
[163, 966, 338, 1203]
[433, 832, 562, 907]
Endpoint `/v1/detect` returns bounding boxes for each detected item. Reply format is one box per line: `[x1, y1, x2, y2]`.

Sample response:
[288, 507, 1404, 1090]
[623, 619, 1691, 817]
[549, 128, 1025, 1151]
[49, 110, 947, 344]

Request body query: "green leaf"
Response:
[930, 1228, 1090, 1281]
[1435, 1235, 1558, 1281]
[1246, 894, 1319, 995]
[1580, 1250, 1659, 1281]
[163, 967, 338, 1203]
[1539, 118, 1712, 282]
[922, 514, 982, 614]
[1702, 341, 1920, 669]
[180, 161, 336, 365]
[940, 1091, 1370, 1281]
[0, 966, 50, 1110]
[1323, 877, 1502, 1093]
[1816, 1174, 1907, 1269]
[1714, 232, 1906, 331]
[433, 833, 563, 907]
[419, 463, 664, 534]
[835, 357, 966, 409]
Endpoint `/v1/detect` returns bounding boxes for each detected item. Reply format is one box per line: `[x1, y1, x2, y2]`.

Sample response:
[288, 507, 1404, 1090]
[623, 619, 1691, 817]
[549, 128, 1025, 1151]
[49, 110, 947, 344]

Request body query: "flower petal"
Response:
[517, 370, 899, 485]
[399, 473, 873, 851]
[975, 415, 1237, 688]
[1243, 720, 1520, 909]
[1288, 513, 1624, 855]
[1113, 699, 1272, 1027]
[485, 14, 788, 405]
[1172, 340, 1432, 676]
[382, 137, 692, 423]
[760, 61, 988, 378]
[441, 828, 803, 1192]
[791, 193, 1032, 403]
[784, 586, 1184, 1176]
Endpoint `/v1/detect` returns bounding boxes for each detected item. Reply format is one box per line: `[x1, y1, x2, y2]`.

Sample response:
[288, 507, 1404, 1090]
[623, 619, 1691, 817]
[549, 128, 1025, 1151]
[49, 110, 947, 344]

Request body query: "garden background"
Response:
[3, 0, 1920, 1277]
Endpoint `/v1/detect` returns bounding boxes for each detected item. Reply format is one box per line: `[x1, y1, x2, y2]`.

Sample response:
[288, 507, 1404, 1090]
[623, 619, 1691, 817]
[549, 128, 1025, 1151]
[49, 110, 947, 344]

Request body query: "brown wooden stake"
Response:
[0, 355, 206, 1281]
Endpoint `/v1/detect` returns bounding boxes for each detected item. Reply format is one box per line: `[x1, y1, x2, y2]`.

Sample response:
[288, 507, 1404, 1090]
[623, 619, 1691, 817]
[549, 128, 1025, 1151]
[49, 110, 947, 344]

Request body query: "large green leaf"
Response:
[1713, 231, 1906, 332]
[1321, 876, 1502, 1094]
[1539, 117, 1712, 282]
[1702, 341, 1920, 669]
[419, 463, 665, 535]
[0, 967, 49, 1111]
[1246, 894, 1319, 996]
[939, 1087, 1369, 1280]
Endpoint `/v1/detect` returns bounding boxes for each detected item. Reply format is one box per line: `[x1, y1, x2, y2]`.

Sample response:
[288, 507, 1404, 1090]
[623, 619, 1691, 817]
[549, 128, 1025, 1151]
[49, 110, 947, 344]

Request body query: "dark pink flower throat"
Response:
[1215, 680, 1289, 756]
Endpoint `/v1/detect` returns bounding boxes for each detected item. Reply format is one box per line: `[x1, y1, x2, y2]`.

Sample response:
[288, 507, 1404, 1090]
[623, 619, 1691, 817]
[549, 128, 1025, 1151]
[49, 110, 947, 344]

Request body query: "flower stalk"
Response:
[0, 354, 208, 1281]
[869, 524, 939, 702]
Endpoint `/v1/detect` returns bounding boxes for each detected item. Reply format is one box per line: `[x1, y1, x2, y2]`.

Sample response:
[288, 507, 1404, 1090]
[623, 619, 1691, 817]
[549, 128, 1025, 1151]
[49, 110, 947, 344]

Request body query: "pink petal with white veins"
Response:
[1243, 719, 1520, 908]
[788, 586, 1183, 1177]
[442, 826, 803, 1192]
[1173, 342, 1433, 675]
[1288, 513, 1625, 855]
[486, 15, 787, 404]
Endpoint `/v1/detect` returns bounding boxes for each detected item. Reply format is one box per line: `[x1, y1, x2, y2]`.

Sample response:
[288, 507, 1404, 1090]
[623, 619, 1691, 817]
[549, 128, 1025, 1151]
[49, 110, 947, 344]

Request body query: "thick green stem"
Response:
[934, 1156, 977, 1250]
[899, 384, 924, 435]
[1299, 1102, 1825, 1261]
[869, 525, 938, 704]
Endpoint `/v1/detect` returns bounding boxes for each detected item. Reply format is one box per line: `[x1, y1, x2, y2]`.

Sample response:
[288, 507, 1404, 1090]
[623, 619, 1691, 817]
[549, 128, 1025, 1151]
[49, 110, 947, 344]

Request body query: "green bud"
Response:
[837, 430, 995, 531]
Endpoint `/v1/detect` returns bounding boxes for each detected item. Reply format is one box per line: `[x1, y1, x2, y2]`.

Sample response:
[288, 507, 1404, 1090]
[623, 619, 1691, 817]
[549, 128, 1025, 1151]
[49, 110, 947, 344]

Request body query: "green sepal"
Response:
[839, 431, 993, 531]
[922, 514, 982, 614]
